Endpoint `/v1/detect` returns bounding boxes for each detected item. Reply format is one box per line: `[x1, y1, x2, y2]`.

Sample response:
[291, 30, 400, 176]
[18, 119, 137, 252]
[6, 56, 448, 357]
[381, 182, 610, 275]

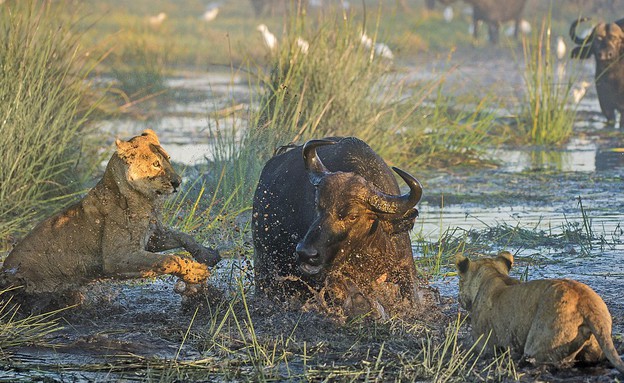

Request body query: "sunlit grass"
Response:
[518, 15, 579, 146]
[0, 1, 106, 246]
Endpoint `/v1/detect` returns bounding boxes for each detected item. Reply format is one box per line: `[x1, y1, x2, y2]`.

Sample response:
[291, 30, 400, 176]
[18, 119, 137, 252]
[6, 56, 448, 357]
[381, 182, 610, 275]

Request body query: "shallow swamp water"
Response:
[2, 48, 624, 382]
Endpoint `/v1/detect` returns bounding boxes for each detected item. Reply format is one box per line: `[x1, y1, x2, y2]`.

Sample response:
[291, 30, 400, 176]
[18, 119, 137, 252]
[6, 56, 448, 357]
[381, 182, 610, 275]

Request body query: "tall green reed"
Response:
[520, 15, 578, 145]
[0, 1, 105, 245]
[209, 10, 495, 211]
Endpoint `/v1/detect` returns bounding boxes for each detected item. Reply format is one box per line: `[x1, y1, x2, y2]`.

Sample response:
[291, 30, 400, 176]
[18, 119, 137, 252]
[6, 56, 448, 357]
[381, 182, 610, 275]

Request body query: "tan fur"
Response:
[1, 130, 219, 308]
[456, 251, 624, 373]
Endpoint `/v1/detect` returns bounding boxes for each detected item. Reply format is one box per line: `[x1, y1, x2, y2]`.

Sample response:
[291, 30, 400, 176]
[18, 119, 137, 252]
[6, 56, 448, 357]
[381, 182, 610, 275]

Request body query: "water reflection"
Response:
[492, 138, 624, 173]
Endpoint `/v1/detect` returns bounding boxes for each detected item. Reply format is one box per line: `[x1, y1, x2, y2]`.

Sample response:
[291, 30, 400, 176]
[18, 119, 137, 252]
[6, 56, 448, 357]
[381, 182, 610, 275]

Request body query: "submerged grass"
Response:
[0, 288, 63, 349]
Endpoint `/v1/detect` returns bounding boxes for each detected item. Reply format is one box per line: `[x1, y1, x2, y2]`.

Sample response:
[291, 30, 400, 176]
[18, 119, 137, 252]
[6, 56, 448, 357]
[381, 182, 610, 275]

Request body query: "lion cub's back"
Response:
[511, 278, 610, 325]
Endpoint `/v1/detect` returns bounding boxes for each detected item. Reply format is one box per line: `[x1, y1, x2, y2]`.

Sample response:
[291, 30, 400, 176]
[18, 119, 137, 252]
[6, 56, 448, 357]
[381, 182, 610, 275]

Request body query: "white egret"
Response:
[257, 24, 278, 51]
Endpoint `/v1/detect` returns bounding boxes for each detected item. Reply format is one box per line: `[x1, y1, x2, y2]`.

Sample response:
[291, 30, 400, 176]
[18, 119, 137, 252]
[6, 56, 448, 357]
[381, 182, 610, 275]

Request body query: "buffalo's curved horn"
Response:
[302, 139, 335, 185]
[368, 167, 423, 215]
[570, 17, 592, 45]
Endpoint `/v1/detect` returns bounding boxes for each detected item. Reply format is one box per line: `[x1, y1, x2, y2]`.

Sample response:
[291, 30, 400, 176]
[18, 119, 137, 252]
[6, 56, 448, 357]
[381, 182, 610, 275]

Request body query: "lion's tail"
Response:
[584, 295, 624, 374]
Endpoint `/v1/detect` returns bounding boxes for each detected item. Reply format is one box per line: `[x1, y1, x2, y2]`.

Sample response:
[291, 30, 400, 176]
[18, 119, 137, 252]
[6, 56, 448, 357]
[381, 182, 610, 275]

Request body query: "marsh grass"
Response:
[0, 288, 63, 349]
[109, 27, 169, 100]
[519, 15, 578, 145]
[418, 314, 487, 382]
[0, 1, 105, 245]
[204, 11, 502, 212]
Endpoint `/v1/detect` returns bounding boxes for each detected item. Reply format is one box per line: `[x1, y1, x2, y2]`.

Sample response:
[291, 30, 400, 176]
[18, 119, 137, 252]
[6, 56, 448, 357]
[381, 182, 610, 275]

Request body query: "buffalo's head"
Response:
[295, 139, 422, 277]
[570, 18, 624, 62]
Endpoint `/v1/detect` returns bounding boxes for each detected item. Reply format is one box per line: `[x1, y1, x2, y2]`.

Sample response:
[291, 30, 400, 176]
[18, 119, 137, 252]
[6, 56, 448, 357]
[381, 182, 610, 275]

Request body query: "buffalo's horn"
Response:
[368, 167, 423, 214]
[302, 139, 335, 185]
[570, 17, 592, 46]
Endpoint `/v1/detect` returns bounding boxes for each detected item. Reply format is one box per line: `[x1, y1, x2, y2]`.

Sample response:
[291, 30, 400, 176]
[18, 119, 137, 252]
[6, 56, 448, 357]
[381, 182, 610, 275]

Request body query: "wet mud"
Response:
[2, 49, 624, 381]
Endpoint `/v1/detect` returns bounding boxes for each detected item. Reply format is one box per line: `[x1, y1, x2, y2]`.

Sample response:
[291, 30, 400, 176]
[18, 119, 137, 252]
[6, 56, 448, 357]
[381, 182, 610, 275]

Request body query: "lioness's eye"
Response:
[153, 160, 161, 168]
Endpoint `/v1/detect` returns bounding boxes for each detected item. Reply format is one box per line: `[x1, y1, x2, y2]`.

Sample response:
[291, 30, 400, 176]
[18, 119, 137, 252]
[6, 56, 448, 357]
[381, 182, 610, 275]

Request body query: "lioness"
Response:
[456, 251, 624, 374]
[1, 130, 220, 311]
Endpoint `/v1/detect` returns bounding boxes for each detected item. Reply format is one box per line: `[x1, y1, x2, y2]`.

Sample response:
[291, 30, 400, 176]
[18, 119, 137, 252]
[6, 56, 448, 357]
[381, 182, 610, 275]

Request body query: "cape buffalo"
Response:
[424, 0, 527, 44]
[466, 0, 527, 44]
[570, 17, 624, 128]
[252, 137, 423, 319]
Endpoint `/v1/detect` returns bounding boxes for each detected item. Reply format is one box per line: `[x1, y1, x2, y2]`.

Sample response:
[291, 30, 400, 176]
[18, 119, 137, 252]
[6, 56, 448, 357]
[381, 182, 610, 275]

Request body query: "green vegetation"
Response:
[202, 11, 500, 209]
[518, 16, 579, 145]
[0, 1, 621, 381]
[0, 2, 105, 244]
[109, 28, 169, 100]
[0, 288, 64, 349]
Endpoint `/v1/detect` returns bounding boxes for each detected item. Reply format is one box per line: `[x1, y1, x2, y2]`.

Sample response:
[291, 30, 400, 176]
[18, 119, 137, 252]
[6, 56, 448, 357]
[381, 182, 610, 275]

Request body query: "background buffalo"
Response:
[570, 17, 624, 128]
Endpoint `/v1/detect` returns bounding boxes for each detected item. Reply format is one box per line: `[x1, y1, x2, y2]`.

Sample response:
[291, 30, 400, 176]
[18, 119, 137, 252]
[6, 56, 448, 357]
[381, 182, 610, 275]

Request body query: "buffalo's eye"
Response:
[346, 214, 359, 222]
[152, 160, 161, 169]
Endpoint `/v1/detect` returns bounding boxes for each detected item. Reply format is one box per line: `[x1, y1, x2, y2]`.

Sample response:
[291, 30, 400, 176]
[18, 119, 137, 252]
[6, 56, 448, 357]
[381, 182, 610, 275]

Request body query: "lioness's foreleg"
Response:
[102, 247, 209, 284]
[147, 222, 220, 266]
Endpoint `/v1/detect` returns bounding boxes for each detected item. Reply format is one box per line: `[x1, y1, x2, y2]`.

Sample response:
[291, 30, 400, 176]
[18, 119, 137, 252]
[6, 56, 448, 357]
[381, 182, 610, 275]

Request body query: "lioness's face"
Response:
[455, 252, 514, 311]
[116, 130, 182, 198]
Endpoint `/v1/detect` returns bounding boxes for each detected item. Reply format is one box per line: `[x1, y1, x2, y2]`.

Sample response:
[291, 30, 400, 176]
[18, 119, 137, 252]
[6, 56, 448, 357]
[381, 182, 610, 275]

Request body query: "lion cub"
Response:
[456, 251, 624, 373]
[1, 130, 220, 311]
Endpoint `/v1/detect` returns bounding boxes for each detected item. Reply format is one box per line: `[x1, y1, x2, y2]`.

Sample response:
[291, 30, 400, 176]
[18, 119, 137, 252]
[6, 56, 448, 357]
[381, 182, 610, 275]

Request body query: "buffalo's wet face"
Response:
[296, 174, 378, 276]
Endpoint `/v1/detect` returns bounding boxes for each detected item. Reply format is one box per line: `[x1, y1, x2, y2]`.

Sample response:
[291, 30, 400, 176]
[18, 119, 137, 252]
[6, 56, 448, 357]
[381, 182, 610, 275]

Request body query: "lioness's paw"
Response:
[178, 259, 209, 284]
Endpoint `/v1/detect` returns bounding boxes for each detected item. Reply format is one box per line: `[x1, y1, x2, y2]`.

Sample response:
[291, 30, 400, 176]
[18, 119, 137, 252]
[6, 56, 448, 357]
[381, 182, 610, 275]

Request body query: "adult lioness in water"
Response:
[456, 251, 624, 374]
[1, 130, 220, 311]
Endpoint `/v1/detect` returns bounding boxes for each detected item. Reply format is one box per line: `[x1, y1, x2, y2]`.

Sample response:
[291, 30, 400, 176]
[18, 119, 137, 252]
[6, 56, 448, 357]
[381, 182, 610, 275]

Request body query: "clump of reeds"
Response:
[520, 16, 578, 145]
[207, 10, 499, 211]
[0, 1, 104, 244]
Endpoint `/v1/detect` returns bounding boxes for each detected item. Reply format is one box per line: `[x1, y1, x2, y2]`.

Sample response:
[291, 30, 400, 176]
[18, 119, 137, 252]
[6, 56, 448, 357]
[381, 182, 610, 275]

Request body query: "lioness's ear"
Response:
[497, 251, 514, 272]
[141, 129, 161, 145]
[455, 253, 470, 274]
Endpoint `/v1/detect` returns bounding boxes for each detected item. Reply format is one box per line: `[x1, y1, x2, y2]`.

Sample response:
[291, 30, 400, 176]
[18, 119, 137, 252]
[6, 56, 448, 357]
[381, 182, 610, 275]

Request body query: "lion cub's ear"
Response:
[115, 138, 134, 159]
[141, 129, 161, 145]
[497, 251, 514, 272]
[455, 253, 470, 274]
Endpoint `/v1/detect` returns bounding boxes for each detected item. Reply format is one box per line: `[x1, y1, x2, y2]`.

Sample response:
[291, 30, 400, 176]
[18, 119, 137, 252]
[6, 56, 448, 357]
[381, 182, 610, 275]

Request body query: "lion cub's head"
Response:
[115, 129, 182, 199]
[455, 251, 515, 311]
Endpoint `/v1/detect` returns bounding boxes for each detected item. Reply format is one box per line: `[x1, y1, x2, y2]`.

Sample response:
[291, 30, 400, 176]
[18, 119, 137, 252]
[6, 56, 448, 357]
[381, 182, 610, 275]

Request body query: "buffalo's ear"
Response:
[387, 208, 418, 234]
[455, 253, 470, 275]
[497, 251, 514, 272]
[571, 45, 593, 59]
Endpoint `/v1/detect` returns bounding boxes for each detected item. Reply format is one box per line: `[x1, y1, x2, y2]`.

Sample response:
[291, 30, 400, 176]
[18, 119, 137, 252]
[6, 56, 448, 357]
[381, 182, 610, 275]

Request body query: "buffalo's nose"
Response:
[296, 242, 318, 262]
